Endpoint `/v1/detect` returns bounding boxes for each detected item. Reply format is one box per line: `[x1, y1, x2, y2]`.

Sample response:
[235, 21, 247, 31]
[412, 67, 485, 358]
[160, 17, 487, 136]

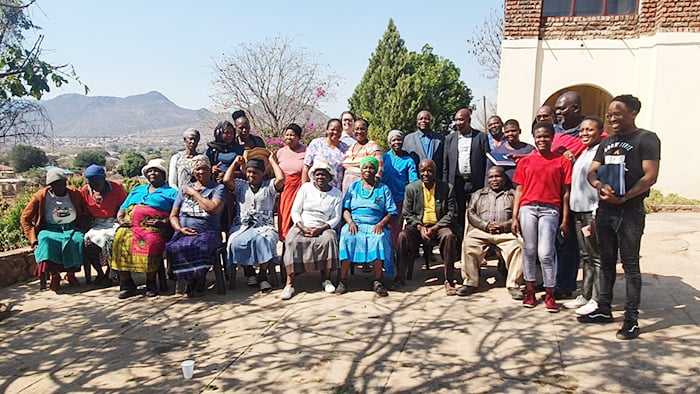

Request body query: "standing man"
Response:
[403, 110, 445, 181]
[579, 95, 660, 341]
[486, 115, 505, 149]
[554, 91, 584, 137]
[443, 108, 490, 229]
[397, 159, 460, 295]
[459, 166, 524, 299]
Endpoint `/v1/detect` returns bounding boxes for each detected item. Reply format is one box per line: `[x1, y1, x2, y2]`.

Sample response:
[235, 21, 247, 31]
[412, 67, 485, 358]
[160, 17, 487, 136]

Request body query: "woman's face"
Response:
[221, 125, 235, 144]
[326, 120, 342, 145]
[503, 124, 521, 144]
[184, 135, 199, 151]
[235, 118, 251, 140]
[313, 169, 331, 189]
[389, 135, 404, 153]
[192, 165, 212, 184]
[361, 162, 377, 182]
[533, 127, 553, 153]
[354, 121, 368, 144]
[146, 168, 166, 187]
[246, 167, 263, 187]
[284, 129, 300, 149]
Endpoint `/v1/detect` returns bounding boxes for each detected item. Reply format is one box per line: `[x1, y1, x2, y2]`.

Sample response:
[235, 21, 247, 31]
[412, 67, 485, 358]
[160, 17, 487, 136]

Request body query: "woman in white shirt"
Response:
[281, 160, 343, 300]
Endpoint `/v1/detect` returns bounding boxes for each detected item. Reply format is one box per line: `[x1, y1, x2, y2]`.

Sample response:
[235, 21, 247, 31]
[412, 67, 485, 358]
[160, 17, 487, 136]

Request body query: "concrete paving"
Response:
[0, 212, 698, 393]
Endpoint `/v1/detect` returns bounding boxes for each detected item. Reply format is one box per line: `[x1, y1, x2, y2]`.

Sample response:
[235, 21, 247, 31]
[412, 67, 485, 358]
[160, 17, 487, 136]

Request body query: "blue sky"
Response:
[30, 0, 501, 118]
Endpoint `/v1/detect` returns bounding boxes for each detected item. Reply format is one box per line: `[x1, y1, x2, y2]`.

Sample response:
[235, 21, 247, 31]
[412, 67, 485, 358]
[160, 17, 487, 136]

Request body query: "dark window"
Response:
[542, 0, 638, 17]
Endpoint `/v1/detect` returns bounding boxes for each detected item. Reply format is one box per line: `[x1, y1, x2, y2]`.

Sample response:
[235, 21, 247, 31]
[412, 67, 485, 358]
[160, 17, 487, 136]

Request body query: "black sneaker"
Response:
[145, 282, 158, 297]
[577, 309, 614, 323]
[335, 281, 348, 295]
[373, 281, 388, 297]
[616, 320, 640, 340]
[118, 280, 137, 299]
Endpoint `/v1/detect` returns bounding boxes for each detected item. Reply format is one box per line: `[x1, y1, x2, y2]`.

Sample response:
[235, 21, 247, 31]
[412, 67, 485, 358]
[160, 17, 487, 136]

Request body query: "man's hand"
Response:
[486, 222, 501, 234]
[511, 218, 520, 237]
[559, 222, 570, 239]
[418, 225, 432, 242]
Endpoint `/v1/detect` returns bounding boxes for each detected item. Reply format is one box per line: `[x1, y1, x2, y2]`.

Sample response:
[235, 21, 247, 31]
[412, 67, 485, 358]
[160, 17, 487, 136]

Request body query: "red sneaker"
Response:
[522, 289, 536, 308]
[545, 288, 559, 313]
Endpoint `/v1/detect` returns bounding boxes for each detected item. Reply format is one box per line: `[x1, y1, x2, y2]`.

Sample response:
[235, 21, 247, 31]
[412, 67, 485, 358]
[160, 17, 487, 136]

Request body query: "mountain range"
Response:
[38, 91, 329, 138]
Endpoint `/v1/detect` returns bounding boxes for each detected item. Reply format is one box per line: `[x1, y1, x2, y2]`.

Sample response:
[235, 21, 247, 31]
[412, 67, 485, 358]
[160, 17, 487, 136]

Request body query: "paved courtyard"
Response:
[0, 212, 698, 393]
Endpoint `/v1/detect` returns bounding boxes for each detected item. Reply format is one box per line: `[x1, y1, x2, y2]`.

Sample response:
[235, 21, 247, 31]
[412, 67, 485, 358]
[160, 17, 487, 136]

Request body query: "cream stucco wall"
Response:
[497, 32, 700, 198]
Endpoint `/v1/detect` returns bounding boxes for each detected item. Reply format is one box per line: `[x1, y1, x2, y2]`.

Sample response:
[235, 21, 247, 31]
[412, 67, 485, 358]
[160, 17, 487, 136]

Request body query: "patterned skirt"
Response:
[166, 230, 221, 281]
[283, 227, 338, 273]
[110, 205, 170, 273]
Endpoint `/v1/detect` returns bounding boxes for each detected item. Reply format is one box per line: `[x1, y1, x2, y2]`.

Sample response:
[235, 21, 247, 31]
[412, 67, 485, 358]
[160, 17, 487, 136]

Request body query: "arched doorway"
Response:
[543, 84, 613, 126]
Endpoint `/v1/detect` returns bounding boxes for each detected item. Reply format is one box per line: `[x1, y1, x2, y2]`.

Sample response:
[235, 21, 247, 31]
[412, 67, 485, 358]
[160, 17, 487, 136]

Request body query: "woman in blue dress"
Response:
[337, 156, 397, 297]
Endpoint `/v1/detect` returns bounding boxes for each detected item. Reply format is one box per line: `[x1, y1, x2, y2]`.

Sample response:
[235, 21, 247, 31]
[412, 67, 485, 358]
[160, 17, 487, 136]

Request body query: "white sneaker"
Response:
[575, 299, 598, 316]
[322, 280, 336, 293]
[280, 285, 295, 300]
[563, 295, 588, 309]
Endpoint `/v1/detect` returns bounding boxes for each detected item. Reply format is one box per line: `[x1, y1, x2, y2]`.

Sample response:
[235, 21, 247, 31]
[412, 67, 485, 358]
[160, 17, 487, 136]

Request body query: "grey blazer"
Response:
[403, 130, 445, 181]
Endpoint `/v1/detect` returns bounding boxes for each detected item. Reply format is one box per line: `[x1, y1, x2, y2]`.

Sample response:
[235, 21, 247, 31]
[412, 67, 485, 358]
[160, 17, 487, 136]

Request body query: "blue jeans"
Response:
[573, 211, 600, 301]
[596, 203, 645, 323]
[519, 204, 559, 288]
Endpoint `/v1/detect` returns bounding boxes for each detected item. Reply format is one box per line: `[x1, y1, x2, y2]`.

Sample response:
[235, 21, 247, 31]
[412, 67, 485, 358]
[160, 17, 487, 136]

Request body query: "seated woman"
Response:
[223, 153, 285, 293]
[280, 160, 343, 300]
[169, 128, 201, 190]
[337, 157, 397, 297]
[110, 159, 178, 299]
[166, 155, 225, 297]
[21, 168, 90, 292]
[81, 164, 127, 285]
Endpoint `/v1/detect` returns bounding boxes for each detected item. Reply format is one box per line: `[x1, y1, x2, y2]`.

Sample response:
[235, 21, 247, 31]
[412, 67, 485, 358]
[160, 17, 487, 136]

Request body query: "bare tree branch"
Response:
[211, 35, 340, 135]
[467, 6, 504, 81]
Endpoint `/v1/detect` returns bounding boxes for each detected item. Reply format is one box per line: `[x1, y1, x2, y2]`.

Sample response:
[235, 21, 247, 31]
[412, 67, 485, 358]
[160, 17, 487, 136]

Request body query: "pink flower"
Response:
[316, 87, 326, 98]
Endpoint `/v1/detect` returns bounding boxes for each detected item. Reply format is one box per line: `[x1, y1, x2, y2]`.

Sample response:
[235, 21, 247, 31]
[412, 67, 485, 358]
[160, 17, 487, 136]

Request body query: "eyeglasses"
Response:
[605, 111, 629, 120]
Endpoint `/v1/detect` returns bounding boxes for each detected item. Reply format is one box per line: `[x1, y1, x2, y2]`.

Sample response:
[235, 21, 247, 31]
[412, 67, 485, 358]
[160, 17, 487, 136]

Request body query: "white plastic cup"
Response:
[181, 360, 195, 379]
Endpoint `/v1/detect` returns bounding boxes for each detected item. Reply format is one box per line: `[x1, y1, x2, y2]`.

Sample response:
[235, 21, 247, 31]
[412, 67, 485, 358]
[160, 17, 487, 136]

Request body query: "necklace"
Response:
[361, 181, 375, 199]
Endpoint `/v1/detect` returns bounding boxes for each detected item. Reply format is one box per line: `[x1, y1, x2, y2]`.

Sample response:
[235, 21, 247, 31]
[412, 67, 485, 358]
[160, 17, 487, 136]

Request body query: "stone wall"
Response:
[0, 247, 36, 288]
[504, 0, 700, 40]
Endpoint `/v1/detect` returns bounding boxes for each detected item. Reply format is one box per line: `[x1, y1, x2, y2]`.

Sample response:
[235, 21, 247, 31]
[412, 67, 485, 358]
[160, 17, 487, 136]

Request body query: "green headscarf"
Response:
[360, 156, 379, 171]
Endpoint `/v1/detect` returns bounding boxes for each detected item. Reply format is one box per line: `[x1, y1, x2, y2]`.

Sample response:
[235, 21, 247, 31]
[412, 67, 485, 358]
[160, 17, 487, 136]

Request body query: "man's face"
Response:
[418, 162, 435, 185]
[416, 111, 432, 132]
[487, 117, 503, 137]
[487, 169, 506, 192]
[555, 96, 578, 125]
[453, 110, 470, 133]
[536, 106, 555, 123]
[606, 101, 636, 133]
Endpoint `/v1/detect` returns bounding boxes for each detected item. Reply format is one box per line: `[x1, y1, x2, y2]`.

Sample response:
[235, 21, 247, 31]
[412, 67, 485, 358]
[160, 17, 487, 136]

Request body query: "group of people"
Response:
[20, 92, 660, 340]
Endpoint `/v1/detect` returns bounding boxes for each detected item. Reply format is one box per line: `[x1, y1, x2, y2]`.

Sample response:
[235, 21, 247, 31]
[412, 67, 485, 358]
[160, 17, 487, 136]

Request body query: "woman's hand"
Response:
[180, 227, 198, 236]
[372, 222, 384, 235]
[347, 221, 359, 235]
[559, 221, 570, 239]
[309, 226, 325, 237]
[511, 218, 520, 237]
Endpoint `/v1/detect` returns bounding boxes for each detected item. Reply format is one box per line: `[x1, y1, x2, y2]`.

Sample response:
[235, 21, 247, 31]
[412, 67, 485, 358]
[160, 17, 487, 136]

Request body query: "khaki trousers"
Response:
[461, 227, 523, 288]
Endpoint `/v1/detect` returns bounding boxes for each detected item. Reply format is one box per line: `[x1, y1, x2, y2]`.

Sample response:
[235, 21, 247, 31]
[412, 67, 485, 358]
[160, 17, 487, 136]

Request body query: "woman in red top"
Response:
[81, 165, 127, 285]
[276, 123, 306, 242]
[512, 122, 572, 312]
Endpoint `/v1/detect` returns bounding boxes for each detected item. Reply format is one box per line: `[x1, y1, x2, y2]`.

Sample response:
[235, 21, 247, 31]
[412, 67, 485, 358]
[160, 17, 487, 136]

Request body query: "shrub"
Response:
[0, 187, 36, 251]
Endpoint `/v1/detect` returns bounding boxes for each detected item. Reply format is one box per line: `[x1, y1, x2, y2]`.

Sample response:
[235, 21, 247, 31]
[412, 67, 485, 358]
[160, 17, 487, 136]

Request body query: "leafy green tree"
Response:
[0, 1, 87, 143]
[350, 19, 472, 145]
[74, 150, 107, 169]
[8, 144, 47, 172]
[117, 152, 146, 178]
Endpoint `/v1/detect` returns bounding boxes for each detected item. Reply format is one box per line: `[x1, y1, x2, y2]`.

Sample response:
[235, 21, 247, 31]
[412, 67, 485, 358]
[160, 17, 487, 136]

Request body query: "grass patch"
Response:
[645, 189, 700, 206]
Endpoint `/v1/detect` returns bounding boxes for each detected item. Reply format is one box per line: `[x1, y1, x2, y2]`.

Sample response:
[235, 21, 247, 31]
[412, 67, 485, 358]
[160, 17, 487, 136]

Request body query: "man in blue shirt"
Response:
[403, 110, 445, 181]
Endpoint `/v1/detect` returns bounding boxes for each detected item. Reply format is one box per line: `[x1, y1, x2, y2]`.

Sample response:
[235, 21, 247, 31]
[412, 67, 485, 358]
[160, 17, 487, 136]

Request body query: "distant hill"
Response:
[38, 91, 330, 138]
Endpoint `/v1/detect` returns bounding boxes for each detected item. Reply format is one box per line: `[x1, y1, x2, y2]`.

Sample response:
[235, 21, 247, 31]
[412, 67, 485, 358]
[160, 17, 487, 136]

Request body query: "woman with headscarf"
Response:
[341, 118, 383, 195]
[382, 130, 419, 250]
[276, 123, 306, 242]
[169, 128, 201, 190]
[110, 159, 178, 299]
[223, 152, 285, 293]
[302, 118, 348, 190]
[206, 121, 243, 183]
[81, 164, 127, 285]
[280, 159, 343, 300]
[337, 156, 397, 297]
[166, 155, 225, 297]
[21, 168, 91, 292]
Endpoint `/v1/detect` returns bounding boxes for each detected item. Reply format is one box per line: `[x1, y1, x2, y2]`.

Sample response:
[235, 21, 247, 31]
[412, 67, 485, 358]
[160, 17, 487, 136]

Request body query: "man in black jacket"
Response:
[443, 108, 490, 229]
